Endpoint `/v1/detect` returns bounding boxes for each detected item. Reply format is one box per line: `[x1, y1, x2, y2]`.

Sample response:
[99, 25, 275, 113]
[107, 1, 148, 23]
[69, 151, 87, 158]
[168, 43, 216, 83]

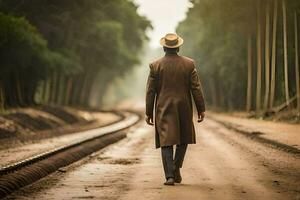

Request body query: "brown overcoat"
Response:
[146, 53, 205, 148]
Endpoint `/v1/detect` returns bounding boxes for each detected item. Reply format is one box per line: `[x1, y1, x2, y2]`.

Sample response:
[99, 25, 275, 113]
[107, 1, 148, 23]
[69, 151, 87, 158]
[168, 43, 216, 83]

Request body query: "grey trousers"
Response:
[161, 144, 188, 179]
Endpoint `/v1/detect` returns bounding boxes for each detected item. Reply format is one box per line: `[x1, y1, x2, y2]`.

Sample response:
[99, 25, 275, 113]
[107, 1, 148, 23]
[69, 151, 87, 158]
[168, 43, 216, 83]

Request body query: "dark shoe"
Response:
[174, 168, 182, 183]
[164, 177, 175, 185]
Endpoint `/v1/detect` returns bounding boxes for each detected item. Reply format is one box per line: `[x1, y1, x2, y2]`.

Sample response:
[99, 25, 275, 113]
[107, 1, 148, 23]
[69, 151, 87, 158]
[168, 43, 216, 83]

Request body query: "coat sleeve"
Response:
[145, 64, 156, 117]
[190, 63, 205, 113]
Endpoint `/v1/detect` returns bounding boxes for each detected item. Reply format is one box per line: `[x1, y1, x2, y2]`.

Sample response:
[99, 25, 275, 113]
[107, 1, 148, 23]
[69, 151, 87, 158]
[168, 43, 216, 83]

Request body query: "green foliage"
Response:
[0, 0, 151, 107]
[0, 13, 49, 72]
[177, 0, 300, 111]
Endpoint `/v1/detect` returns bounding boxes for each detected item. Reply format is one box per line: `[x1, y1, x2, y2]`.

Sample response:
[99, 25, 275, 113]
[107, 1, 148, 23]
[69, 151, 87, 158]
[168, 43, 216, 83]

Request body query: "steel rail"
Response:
[0, 111, 140, 175]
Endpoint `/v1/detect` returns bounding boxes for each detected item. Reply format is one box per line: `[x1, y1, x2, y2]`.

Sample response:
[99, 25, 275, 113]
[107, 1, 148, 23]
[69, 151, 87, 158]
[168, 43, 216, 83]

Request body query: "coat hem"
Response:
[155, 142, 196, 149]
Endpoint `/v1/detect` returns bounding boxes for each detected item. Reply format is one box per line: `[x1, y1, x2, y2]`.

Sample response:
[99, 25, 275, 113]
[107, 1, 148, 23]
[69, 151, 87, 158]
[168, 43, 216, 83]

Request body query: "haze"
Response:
[134, 0, 192, 48]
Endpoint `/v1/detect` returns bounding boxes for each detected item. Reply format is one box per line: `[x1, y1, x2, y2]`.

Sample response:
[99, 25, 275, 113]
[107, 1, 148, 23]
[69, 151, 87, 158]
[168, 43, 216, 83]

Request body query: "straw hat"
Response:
[160, 33, 184, 48]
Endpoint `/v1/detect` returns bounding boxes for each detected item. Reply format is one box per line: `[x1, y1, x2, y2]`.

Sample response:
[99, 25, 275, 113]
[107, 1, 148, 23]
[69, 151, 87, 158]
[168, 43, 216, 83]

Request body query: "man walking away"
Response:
[145, 33, 206, 185]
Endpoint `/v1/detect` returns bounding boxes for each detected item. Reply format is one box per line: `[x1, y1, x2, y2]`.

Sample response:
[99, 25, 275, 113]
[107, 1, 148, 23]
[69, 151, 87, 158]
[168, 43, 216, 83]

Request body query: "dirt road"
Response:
[4, 118, 300, 200]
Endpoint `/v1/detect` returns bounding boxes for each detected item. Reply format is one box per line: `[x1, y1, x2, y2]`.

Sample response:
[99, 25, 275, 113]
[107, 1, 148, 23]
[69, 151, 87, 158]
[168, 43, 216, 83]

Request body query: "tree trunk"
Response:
[64, 76, 73, 106]
[44, 78, 51, 104]
[282, 0, 290, 108]
[264, 1, 271, 111]
[246, 34, 252, 112]
[295, 12, 300, 112]
[256, 1, 262, 113]
[50, 71, 58, 104]
[79, 71, 89, 106]
[16, 72, 24, 106]
[0, 82, 4, 110]
[69, 74, 82, 106]
[269, 0, 278, 109]
[48, 71, 54, 104]
[41, 79, 49, 104]
[54, 72, 62, 104]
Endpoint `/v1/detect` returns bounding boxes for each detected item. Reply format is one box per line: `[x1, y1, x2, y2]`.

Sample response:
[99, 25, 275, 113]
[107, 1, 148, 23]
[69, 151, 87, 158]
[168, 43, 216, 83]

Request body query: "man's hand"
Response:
[197, 112, 205, 123]
[146, 116, 154, 126]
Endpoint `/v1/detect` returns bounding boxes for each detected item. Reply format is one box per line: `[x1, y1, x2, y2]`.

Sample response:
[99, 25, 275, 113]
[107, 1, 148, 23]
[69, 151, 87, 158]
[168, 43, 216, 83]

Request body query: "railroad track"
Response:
[0, 110, 141, 199]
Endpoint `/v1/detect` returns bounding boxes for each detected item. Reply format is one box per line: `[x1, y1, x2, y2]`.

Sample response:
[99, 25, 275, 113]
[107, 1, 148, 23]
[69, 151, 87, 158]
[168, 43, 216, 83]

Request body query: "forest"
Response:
[0, 0, 151, 109]
[177, 0, 300, 115]
[1, 0, 299, 116]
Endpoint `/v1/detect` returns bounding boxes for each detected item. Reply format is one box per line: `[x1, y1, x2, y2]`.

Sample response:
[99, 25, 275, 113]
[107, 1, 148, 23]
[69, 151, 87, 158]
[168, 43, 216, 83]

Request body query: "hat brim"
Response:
[160, 36, 184, 48]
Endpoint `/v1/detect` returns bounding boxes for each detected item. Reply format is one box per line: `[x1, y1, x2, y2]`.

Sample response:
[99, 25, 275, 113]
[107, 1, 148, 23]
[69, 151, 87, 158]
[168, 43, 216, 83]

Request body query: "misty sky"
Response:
[134, 0, 192, 48]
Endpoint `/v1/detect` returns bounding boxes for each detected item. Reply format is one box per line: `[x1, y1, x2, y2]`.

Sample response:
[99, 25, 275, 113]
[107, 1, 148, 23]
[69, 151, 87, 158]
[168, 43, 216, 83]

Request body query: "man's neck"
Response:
[165, 51, 178, 56]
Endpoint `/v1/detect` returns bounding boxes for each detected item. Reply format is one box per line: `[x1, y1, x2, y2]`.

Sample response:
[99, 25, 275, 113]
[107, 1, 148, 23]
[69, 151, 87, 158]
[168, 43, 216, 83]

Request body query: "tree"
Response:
[177, 0, 300, 113]
[0, 13, 63, 107]
[256, 1, 262, 113]
[295, 11, 300, 112]
[282, 0, 290, 108]
[264, 1, 271, 111]
[269, 0, 278, 109]
[0, 0, 151, 108]
[246, 34, 253, 112]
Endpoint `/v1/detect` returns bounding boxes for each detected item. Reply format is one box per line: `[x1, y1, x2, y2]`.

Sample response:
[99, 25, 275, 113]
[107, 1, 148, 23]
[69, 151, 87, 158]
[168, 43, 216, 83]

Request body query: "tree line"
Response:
[0, 0, 151, 109]
[177, 0, 300, 114]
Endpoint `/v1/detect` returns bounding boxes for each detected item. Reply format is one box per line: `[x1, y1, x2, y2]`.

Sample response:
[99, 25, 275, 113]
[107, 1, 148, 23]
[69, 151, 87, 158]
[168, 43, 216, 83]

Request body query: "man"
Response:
[145, 33, 205, 186]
